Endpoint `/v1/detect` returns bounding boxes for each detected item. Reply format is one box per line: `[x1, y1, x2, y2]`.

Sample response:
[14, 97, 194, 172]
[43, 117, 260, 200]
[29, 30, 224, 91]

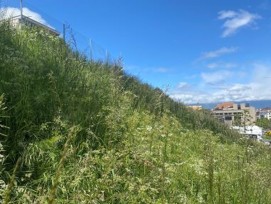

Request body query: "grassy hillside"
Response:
[1, 23, 271, 203]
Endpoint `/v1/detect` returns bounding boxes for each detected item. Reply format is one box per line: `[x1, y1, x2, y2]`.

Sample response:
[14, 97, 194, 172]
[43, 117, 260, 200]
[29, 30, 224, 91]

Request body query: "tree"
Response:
[256, 118, 271, 130]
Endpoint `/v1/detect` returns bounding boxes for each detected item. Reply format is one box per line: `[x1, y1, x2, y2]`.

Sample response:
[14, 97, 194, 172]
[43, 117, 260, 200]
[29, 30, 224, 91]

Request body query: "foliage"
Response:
[0, 94, 8, 200]
[256, 118, 271, 130]
[0, 23, 271, 203]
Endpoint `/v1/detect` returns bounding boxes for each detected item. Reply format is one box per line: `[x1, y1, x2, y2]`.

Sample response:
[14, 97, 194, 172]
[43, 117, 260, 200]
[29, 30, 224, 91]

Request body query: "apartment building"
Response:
[212, 102, 256, 126]
[257, 108, 271, 120]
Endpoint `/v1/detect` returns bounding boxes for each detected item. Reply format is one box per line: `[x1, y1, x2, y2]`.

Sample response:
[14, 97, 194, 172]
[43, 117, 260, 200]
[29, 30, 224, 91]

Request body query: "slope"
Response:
[0, 23, 271, 203]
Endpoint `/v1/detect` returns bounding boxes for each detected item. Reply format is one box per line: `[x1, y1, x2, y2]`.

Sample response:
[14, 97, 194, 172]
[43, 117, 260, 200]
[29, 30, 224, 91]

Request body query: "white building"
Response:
[257, 108, 271, 120]
[7, 15, 59, 36]
[231, 125, 263, 140]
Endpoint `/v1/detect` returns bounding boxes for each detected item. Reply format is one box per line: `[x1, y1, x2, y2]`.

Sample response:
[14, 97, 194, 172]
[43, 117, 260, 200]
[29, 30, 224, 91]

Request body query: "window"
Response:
[225, 116, 232, 121]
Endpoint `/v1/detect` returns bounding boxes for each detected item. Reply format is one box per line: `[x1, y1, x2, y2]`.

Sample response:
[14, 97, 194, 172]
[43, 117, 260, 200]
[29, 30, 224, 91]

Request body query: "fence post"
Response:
[63, 23, 66, 42]
[89, 39, 93, 61]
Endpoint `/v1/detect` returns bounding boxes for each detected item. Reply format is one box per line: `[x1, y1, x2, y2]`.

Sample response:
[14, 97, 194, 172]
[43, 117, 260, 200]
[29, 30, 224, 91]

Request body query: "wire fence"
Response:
[0, 0, 115, 63]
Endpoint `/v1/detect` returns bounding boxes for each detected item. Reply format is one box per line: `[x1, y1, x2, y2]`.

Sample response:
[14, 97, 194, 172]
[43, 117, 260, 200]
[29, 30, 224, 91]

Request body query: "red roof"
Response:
[215, 102, 234, 110]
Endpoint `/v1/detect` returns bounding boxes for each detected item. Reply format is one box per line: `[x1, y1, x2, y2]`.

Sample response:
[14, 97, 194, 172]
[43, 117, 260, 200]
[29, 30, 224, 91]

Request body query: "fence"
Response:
[0, 0, 115, 63]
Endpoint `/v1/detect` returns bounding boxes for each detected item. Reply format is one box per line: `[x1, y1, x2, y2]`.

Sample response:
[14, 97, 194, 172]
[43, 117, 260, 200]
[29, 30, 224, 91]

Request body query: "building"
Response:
[231, 125, 263, 140]
[212, 102, 256, 126]
[1, 14, 59, 36]
[257, 108, 271, 120]
[1, 0, 59, 35]
[187, 105, 202, 111]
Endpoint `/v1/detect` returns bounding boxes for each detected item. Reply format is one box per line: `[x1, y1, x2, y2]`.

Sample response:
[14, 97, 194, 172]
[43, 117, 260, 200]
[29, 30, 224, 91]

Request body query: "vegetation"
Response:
[265, 130, 271, 137]
[256, 118, 271, 130]
[256, 118, 271, 140]
[1, 23, 271, 203]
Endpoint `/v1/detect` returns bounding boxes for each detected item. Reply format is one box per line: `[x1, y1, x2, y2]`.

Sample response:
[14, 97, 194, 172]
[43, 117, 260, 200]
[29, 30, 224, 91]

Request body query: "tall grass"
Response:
[0, 94, 8, 200]
[0, 23, 271, 203]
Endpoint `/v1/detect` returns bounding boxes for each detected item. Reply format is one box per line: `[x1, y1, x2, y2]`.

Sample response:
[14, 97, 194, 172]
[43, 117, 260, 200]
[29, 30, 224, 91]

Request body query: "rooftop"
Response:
[214, 102, 234, 110]
[1, 14, 59, 36]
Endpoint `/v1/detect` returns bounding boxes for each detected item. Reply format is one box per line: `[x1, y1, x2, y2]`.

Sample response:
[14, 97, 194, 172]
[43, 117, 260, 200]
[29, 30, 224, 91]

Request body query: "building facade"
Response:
[231, 125, 263, 140]
[257, 108, 271, 120]
[212, 102, 256, 126]
[2, 15, 59, 36]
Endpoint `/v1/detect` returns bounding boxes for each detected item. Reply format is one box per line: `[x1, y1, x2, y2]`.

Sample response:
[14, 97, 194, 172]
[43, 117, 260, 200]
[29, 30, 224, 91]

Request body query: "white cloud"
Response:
[170, 93, 207, 104]
[218, 10, 261, 37]
[218, 10, 237, 19]
[125, 65, 171, 74]
[201, 70, 232, 84]
[170, 63, 271, 104]
[177, 82, 190, 90]
[200, 47, 237, 60]
[0, 7, 50, 27]
[207, 62, 237, 69]
[206, 63, 219, 69]
[153, 67, 170, 73]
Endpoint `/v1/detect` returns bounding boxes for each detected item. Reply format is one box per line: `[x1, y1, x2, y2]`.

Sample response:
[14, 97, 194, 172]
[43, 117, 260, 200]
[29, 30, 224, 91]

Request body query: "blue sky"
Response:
[1, 0, 271, 104]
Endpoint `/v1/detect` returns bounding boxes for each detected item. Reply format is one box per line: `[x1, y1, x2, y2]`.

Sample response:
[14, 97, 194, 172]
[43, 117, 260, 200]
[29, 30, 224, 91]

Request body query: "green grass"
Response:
[0, 23, 271, 203]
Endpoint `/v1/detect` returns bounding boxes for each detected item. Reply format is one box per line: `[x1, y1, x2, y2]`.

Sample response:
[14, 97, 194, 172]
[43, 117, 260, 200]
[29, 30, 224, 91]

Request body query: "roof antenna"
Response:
[20, 0, 23, 18]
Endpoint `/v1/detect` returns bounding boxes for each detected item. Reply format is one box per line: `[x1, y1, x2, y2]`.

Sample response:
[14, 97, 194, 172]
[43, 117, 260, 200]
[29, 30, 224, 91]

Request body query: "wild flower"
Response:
[0, 142, 6, 197]
[190, 159, 208, 176]
[146, 125, 153, 132]
[161, 134, 166, 138]
[0, 179, 6, 194]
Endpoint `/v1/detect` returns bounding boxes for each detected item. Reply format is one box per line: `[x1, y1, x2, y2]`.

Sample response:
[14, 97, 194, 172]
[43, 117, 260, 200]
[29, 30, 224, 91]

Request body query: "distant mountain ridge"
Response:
[193, 100, 271, 110]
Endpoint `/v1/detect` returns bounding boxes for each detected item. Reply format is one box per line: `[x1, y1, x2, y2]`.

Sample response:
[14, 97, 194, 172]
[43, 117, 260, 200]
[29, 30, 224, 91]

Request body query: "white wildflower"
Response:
[146, 125, 152, 132]
[161, 134, 166, 138]
[0, 141, 6, 194]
